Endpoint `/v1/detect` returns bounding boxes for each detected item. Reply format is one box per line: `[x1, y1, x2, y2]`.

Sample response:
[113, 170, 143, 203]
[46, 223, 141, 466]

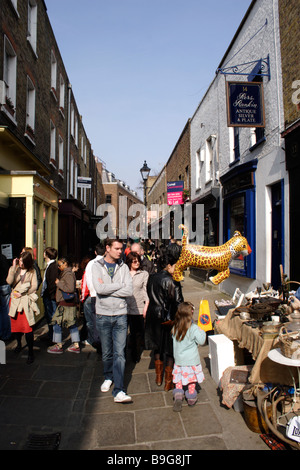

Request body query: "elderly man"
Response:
[130, 242, 155, 275]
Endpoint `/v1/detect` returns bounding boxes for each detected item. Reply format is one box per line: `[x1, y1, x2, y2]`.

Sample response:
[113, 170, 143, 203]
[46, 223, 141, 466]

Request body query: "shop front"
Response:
[220, 159, 257, 283]
[189, 188, 219, 282]
[284, 122, 300, 282]
[0, 171, 59, 319]
[58, 198, 91, 261]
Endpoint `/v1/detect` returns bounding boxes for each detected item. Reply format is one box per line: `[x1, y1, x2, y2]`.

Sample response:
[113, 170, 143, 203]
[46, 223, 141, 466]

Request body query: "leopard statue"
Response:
[173, 224, 252, 285]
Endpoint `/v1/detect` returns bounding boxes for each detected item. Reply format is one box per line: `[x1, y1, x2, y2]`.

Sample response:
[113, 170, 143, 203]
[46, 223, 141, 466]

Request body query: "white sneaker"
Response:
[101, 379, 113, 392]
[114, 391, 132, 403]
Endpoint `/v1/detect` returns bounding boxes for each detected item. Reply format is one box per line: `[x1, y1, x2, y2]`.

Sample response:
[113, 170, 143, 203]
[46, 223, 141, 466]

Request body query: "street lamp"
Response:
[140, 160, 151, 206]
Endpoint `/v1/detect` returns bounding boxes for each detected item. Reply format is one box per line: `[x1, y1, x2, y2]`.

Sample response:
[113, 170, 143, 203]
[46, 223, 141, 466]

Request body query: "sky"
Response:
[46, 0, 252, 198]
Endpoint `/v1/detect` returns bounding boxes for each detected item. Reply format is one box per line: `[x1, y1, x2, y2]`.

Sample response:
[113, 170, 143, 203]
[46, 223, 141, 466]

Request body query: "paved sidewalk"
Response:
[0, 274, 268, 451]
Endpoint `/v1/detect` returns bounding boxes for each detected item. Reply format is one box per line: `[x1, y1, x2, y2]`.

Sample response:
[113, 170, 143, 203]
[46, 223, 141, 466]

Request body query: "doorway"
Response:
[271, 181, 284, 290]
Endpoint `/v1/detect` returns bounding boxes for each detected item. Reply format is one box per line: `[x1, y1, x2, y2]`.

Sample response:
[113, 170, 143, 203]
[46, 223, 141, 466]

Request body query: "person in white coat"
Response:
[81, 243, 105, 349]
[7, 251, 39, 364]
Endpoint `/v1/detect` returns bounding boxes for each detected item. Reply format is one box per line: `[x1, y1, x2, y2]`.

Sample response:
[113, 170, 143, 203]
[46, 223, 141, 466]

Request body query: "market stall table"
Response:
[215, 309, 298, 385]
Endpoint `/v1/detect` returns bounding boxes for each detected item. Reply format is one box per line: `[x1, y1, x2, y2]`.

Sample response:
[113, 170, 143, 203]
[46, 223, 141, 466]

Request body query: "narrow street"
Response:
[0, 275, 268, 451]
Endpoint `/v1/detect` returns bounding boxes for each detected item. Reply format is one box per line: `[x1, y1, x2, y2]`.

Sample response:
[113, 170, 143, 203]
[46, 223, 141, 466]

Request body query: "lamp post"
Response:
[140, 160, 151, 206]
[140, 161, 151, 240]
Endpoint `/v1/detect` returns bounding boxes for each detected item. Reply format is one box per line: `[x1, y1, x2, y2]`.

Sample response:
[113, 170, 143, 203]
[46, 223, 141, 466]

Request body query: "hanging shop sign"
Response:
[167, 181, 184, 205]
[77, 176, 92, 189]
[226, 81, 265, 128]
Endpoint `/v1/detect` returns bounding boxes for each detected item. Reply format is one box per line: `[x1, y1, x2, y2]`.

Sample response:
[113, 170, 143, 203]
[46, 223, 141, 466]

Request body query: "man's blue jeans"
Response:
[95, 314, 127, 397]
[83, 296, 99, 345]
[53, 323, 80, 344]
[43, 295, 57, 339]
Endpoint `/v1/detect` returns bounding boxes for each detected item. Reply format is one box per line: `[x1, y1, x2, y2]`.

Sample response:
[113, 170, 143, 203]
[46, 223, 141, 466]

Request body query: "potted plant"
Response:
[5, 96, 15, 115]
[25, 124, 35, 139]
[183, 189, 190, 202]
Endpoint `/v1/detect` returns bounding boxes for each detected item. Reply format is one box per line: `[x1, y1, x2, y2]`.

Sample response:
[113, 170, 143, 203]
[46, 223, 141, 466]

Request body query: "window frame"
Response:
[25, 75, 36, 140]
[3, 35, 17, 111]
[58, 135, 64, 175]
[27, 0, 38, 55]
[50, 120, 56, 165]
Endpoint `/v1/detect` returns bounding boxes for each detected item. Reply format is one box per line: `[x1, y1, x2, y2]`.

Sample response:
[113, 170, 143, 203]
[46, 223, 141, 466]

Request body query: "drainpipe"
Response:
[67, 83, 72, 198]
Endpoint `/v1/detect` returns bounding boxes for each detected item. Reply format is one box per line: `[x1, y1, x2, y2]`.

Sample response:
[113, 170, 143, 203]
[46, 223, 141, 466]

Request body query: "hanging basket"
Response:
[278, 326, 300, 360]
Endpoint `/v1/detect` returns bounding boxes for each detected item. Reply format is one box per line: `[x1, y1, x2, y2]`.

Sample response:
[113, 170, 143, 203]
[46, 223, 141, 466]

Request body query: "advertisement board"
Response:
[167, 181, 184, 205]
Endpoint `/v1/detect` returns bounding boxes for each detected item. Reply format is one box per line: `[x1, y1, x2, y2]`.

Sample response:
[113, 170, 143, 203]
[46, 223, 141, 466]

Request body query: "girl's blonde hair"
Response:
[172, 302, 195, 342]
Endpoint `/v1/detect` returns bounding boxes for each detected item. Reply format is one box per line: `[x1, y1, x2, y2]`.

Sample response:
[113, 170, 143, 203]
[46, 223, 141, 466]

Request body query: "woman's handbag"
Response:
[62, 292, 75, 301]
[61, 291, 78, 303]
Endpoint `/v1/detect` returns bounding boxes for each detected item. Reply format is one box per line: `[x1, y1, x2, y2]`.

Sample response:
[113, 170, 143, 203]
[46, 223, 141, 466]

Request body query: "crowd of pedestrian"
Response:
[0, 237, 206, 409]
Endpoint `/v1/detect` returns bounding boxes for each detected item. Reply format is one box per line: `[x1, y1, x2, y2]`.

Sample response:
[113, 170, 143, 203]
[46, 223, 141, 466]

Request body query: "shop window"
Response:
[43, 205, 48, 252]
[51, 209, 56, 246]
[0, 198, 25, 258]
[223, 189, 256, 279]
[33, 200, 38, 254]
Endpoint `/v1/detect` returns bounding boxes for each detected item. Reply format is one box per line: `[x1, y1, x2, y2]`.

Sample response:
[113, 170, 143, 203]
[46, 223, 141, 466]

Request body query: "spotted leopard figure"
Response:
[173, 224, 251, 285]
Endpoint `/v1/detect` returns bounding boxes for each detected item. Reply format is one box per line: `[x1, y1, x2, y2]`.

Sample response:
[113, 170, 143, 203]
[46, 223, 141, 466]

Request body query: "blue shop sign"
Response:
[226, 81, 265, 128]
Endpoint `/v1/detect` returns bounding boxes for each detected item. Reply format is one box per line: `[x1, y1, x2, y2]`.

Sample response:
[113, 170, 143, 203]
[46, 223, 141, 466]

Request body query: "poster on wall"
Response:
[1, 244, 13, 259]
[226, 81, 265, 128]
[167, 181, 184, 205]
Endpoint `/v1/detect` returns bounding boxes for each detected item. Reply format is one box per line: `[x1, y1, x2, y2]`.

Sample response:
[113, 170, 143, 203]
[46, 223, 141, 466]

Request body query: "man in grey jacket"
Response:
[92, 239, 133, 403]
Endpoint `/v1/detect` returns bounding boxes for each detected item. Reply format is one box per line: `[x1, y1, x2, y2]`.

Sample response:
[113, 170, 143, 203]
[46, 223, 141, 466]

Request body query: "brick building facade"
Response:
[279, 0, 300, 281]
[98, 167, 143, 240]
[0, 0, 104, 269]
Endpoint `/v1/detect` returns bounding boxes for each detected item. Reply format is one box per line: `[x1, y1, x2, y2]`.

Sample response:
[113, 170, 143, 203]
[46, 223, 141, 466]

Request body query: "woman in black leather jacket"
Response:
[145, 253, 184, 391]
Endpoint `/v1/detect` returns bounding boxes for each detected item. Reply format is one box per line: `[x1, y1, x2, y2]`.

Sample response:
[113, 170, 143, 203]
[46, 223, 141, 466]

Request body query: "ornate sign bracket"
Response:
[216, 55, 271, 81]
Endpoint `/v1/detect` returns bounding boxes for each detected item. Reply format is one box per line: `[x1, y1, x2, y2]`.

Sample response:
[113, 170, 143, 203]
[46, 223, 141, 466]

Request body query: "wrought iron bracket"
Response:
[216, 55, 271, 81]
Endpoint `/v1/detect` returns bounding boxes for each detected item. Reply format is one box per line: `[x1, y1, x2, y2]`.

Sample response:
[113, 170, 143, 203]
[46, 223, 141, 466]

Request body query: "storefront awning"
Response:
[0, 127, 50, 176]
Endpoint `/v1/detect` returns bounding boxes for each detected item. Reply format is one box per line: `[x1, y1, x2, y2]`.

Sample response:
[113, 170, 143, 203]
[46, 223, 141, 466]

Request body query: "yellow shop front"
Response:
[0, 171, 59, 320]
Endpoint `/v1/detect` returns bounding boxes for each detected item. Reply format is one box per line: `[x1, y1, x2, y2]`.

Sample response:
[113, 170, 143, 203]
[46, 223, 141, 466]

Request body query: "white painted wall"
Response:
[190, 0, 287, 296]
